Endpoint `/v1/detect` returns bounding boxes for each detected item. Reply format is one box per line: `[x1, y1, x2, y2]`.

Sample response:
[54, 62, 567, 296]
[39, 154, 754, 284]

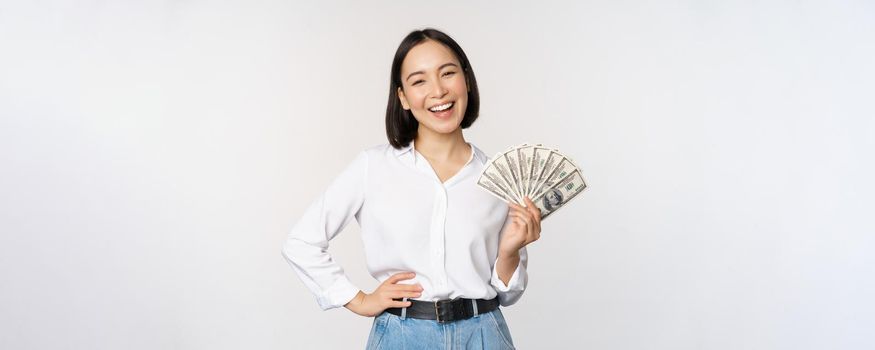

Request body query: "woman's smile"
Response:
[428, 101, 455, 119]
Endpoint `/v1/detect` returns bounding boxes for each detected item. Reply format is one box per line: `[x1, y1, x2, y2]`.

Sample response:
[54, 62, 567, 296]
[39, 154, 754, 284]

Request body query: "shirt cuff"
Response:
[316, 275, 361, 311]
[490, 256, 524, 292]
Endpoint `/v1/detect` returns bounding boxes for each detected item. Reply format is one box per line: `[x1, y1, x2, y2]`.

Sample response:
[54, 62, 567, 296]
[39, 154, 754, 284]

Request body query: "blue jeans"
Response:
[365, 308, 516, 349]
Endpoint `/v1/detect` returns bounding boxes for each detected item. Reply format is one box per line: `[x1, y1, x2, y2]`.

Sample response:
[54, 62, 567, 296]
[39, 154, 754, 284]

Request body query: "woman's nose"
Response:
[430, 79, 448, 98]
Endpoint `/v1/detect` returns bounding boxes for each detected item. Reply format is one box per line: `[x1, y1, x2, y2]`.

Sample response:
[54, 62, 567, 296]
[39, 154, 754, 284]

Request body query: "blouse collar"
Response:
[393, 139, 485, 164]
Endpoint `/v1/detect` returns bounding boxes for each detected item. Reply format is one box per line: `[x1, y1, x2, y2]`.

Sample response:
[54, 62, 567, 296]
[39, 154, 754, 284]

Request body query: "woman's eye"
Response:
[443, 71, 456, 77]
[413, 80, 424, 86]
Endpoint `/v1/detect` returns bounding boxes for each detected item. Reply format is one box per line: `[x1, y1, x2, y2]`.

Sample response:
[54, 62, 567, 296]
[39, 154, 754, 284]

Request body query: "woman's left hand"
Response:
[498, 196, 542, 256]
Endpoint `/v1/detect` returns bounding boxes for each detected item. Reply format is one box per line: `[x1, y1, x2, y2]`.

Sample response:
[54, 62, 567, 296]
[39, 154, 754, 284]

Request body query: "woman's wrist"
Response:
[344, 290, 367, 312]
[498, 247, 521, 260]
[495, 251, 521, 286]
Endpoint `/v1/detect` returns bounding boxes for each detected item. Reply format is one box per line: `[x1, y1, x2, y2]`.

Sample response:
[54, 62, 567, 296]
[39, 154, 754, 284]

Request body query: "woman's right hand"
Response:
[344, 272, 423, 317]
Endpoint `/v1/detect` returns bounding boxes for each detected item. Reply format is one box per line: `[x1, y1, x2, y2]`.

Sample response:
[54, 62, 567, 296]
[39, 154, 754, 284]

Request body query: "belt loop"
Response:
[400, 297, 407, 320]
[471, 299, 479, 318]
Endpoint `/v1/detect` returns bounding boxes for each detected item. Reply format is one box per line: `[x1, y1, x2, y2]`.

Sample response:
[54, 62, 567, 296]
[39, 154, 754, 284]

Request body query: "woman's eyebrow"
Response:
[406, 62, 459, 81]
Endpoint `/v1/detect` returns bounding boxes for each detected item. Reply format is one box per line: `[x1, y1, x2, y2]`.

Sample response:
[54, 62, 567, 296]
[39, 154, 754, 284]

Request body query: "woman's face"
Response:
[397, 40, 469, 137]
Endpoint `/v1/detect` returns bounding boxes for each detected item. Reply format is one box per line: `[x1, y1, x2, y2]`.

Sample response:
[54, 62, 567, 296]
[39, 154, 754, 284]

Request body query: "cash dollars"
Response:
[476, 143, 588, 220]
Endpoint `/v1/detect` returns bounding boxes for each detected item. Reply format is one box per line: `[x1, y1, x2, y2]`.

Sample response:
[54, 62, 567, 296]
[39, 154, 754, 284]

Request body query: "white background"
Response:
[1, 0, 873, 349]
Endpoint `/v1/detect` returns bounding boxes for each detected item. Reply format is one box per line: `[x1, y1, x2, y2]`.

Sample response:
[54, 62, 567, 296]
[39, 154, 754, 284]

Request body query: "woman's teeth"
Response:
[428, 102, 454, 112]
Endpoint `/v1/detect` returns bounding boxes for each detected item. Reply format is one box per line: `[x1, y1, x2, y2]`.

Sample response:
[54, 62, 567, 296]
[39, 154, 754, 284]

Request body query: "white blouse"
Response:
[281, 141, 527, 310]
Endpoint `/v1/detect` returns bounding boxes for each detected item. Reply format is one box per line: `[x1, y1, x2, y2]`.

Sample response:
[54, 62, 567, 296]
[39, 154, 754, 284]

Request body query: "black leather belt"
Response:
[385, 297, 500, 323]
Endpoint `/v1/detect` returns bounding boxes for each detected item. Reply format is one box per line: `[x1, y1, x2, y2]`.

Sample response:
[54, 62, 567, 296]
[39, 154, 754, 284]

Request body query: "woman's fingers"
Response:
[391, 300, 413, 308]
[508, 210, 532, 226]
[523, 197, 542, 221]
[384, 272, 416, 285]
[508, 207, 531, 223]
[507, 198, 545, 247]
[386, 284, 423, 292]
[508, 198, 542, 244]
[509, 201, 527, 212]
[525, 197, 542, 239]
[510, 201, 538, 221]
[390, 290, 422, 299]
[512, 217, 526, 229]
[515, 217, 533, 240]
[512, 197, 541, 216]
[518, 197, 541, 232]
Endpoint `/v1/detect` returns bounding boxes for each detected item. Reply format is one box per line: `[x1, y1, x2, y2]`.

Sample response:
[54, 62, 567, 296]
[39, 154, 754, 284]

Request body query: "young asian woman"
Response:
[282, 28, 542, 350]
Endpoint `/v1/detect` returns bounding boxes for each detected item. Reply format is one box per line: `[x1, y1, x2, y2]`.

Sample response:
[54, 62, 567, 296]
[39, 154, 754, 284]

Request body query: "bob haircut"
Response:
[385, 28, 480, 149]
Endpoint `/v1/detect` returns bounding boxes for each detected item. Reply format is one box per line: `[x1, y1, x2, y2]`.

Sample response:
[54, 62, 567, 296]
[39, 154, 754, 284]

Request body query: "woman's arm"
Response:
[490, 246, 528, 306]
[490, 197, 541, 306]
[495, 251, 521, 286]
[281, 151, 369, 310]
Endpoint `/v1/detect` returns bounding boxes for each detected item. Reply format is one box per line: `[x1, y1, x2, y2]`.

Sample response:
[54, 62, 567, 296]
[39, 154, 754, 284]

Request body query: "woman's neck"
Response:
[413, 128, 469, 162]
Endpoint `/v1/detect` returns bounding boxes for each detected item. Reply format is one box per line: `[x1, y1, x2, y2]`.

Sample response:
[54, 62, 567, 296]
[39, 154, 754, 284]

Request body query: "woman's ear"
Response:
[397, 87, 410, 110]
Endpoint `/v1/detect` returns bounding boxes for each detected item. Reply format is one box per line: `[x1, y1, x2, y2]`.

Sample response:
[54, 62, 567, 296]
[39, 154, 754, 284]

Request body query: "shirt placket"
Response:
[413, 151, 450, 293]
[429, 182, 449, 293]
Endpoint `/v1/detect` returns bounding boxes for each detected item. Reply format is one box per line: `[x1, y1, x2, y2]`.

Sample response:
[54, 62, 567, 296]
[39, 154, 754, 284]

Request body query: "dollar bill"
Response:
[519, 145, 535, 198]
[532, 169, 587, 219]
[477, 160, 520, 203]
[477, 174, 517, 204]
[529, 150, 560, 199]
[502, 149, 524, 201]
[476, 143, 588, 220]
[528, 146, 550, 198]
[488, 152, 523, 203]
[531, 157, 576, 201]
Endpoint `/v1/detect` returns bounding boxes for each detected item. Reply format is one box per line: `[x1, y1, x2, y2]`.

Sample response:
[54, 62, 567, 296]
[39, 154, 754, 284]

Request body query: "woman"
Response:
[282, 28, 542, 349]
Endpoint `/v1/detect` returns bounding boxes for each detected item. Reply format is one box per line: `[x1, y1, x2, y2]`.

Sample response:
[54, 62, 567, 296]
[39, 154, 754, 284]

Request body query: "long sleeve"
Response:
[281, 151, 368, 310]
[489, 246, 528, 306]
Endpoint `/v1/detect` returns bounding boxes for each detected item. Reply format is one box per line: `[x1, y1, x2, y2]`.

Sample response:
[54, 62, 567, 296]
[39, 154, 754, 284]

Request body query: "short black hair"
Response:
[385, 28, 480, 149]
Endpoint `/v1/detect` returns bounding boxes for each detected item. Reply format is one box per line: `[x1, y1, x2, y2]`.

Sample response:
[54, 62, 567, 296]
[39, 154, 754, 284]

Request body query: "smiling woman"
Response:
[385, 29, 480, 149]
[282, 28, 543, 350]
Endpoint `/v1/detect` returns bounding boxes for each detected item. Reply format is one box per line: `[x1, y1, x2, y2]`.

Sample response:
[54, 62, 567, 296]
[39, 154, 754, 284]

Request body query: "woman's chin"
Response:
[430, 120, 464, 134]
[415, 116, 462, 135]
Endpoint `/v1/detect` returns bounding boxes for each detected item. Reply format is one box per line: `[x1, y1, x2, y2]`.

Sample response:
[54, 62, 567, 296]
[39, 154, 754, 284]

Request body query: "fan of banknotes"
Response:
[476, 143, 588, 220]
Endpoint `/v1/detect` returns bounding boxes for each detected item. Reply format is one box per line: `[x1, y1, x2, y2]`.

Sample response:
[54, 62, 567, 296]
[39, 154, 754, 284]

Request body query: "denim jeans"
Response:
[365, 308, 515, 350]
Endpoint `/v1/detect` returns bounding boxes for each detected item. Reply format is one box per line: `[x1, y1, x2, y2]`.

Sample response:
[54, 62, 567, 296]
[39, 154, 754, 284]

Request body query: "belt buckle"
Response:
[434, 301, 441, 323]
[434, 299, 452, 323]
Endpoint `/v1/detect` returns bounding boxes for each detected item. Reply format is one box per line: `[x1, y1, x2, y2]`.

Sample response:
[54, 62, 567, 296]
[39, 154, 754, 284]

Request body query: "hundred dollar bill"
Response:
[502, 149, 525, 202]
[529, 150, 560, 199]
[528, 146, 551, 198]
[518, 145, 535, 198]
[476, 174, 516, 204]
[487, 153, 523, 203]
[477, 161, 520, 204]
[531, 156, 577, 201]
[532, 169, 587, 220]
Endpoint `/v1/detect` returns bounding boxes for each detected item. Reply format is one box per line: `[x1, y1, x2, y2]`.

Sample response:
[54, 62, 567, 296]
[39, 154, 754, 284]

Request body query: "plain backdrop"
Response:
[1, 0, 873, 349]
